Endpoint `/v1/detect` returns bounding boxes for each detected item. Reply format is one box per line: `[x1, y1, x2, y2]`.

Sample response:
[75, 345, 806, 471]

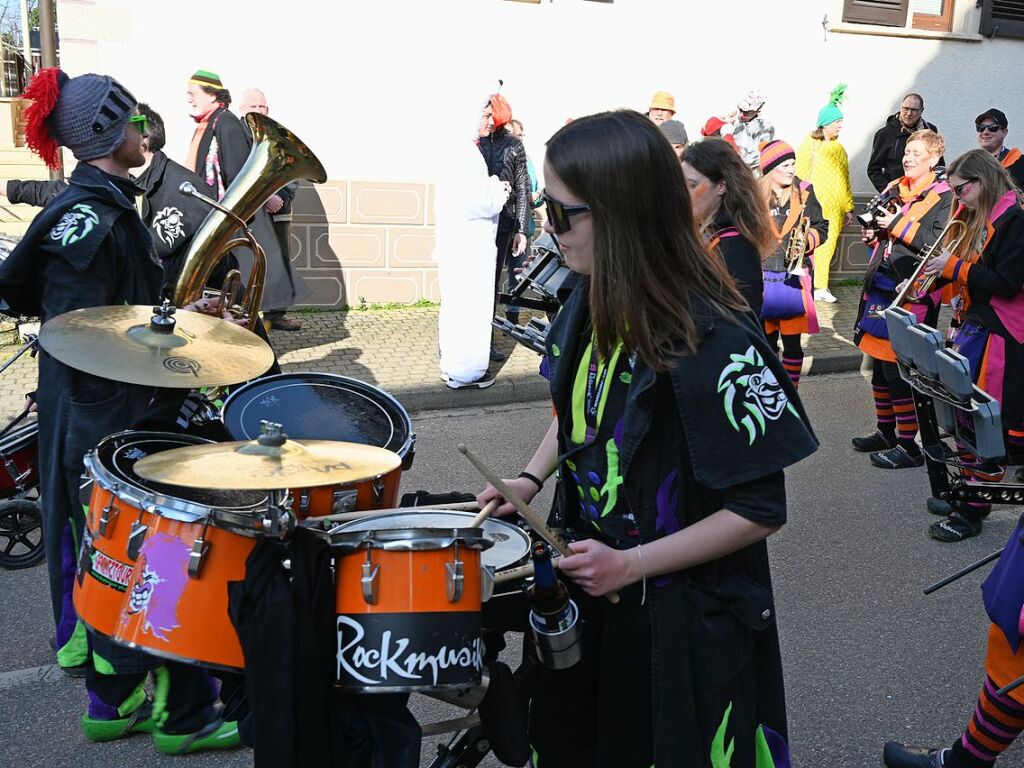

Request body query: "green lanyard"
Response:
[570, 334, 623, 445]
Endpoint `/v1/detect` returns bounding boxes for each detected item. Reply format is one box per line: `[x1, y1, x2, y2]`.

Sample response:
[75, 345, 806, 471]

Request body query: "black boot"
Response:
[883, 742, 948, 767]
[852, 430, 896, 452]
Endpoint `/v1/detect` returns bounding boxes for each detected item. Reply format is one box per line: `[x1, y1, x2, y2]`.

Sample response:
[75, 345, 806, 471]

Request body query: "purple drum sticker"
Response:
[122, 532, 191, 641]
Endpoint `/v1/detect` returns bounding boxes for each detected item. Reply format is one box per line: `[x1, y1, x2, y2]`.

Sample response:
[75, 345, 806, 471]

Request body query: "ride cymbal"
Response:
[38, 303, 274, 388]
[134, 434, 402, 490]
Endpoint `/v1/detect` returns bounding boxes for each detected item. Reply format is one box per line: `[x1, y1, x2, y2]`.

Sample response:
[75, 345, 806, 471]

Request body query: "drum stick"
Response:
[469, 498, 499, 528]
[308, 500, 482, 525]
[457, 443, 620, 604]
[494, 560, 540, 585]
[923, 547, 1004, 595]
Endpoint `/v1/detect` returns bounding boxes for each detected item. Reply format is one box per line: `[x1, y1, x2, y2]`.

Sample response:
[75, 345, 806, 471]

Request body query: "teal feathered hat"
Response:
[816, 83, 847, 128]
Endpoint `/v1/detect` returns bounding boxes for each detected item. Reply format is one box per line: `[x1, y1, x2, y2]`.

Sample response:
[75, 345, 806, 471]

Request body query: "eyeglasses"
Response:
[129, 114, 149, 135]
[901, 106, 923, 113]
[976, 123, 1004, 134]
[951, 179, 975, 197]
[542, 191, 591, 234]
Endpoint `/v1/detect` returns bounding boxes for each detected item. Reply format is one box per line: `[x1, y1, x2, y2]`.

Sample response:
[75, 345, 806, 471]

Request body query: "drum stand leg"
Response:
[426, 721, 491, 768]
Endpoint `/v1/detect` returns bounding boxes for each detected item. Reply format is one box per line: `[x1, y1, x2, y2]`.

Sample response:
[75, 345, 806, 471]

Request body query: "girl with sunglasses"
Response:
[852, 129, 952, 471]
[884, 150, 1024, 766]
[682, 138, 776, 317]
[479, 110, 817, 767]
[758, 139, 829, 388]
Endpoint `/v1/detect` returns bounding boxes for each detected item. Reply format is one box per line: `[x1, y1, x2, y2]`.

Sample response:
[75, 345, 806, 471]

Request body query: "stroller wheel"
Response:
[0, 498, 45, 569]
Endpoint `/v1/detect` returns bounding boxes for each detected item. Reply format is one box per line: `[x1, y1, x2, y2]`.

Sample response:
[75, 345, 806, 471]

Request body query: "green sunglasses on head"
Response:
[128, 114, 148, 134]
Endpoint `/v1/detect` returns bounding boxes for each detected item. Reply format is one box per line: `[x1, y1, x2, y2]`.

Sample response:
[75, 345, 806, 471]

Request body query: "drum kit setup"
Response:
[17, 292, 564, 766]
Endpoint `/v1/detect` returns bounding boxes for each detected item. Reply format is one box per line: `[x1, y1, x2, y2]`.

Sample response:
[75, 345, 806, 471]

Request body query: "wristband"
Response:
[517, 471, 544, 492]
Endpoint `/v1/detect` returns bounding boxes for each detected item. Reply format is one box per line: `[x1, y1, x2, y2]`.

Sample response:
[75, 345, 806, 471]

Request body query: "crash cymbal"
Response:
[38, 302, 274, 388]
[134, 432, 402, 490]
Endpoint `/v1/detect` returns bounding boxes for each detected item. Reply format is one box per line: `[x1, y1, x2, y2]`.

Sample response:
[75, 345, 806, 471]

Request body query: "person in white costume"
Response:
[433, 92, 511, 389]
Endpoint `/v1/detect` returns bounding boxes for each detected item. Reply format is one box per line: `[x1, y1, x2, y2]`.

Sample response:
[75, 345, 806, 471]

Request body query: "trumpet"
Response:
[785, 216, 811, 272]
[876, 219, 968, 316]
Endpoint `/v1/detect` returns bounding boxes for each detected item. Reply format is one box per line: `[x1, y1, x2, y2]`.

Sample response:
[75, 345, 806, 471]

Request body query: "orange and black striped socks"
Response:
[950, 675, 1024, 766]
[781, 355, 803, 389]
[873, 384, 896, 442]
[892, 396, 920, 451]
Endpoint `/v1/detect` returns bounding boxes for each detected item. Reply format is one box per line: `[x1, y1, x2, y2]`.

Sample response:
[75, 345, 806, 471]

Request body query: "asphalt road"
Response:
[1, 373, 1022, 767]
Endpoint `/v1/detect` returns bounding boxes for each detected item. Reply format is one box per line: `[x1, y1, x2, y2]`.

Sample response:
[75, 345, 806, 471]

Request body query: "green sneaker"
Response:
[153, 719, 241, 756]
[81, 701, 156, 742]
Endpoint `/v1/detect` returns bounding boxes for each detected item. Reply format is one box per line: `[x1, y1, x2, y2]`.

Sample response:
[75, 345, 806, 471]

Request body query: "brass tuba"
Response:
[173, 113, 327, 321]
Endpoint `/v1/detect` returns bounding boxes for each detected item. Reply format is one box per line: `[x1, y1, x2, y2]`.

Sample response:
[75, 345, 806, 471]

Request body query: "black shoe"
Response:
[870, 445, 925, 469]
[929, 511, 983, 542]
[926, 497, 992, 517]
[883, 741, 947, 767]
[852, 431, 896, 452]
[441, 372, 496, 390]
[489, 348, 507, 362]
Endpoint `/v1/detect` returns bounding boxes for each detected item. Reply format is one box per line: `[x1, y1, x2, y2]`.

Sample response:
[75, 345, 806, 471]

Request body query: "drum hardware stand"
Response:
[457, 443, 620, 604]
[361, 546, 380, 604]
[261, 488, 295, 539]
[421, 713, 482, 739]
[446, 541, 464, 603]
[0, 335, 37, 378]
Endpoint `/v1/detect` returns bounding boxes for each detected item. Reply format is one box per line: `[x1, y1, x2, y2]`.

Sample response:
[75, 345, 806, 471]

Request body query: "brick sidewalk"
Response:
[0, 287, 868, 423]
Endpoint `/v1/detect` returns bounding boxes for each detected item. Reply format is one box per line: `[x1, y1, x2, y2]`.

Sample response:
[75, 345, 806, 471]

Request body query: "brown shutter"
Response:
[981, 0, 1024, 38]
[842, 0, 910, 26]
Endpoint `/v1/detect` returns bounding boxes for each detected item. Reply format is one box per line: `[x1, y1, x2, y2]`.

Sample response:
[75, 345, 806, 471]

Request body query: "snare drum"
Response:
[222, 373, 414, 517]
[335, 511, 533, 633]
[330, 518, 492, 693]
[74, 431, 266, 669]
[0, 421, 39, 499]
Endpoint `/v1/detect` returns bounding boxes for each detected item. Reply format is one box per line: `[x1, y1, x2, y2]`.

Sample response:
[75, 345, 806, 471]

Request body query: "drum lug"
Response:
[361, 548, 380, 605]
[331, 489, 358, 515]
[188, 537, 210, 579]
[372, 478, 386, 504]
[446, 541, 465, 603]
[481, 565, 495, 603]
[98, 487, 119, 536]
[127, 520, 149, 561]
[298, 490, 310, 516]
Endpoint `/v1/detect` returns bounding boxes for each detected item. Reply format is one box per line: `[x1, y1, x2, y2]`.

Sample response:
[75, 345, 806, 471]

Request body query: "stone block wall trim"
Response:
[349, 181, 426, 224]
[387, 228, 437, 269]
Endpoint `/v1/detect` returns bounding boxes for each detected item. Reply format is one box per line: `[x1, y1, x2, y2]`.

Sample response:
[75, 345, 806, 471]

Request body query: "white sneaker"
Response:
[441, 372, 496, 390]
[813, 289, 837, 303]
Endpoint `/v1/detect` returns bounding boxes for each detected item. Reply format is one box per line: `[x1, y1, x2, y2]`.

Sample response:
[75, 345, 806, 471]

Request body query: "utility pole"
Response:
[37, 0, 60, 179]
[20, 0, 32, 79]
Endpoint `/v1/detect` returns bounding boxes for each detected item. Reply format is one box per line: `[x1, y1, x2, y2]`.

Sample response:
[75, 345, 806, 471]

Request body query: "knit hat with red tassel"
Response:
[23, 68, 137, 169]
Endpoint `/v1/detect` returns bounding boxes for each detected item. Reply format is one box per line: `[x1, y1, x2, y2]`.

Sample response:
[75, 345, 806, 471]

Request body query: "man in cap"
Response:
[659, 119, 689, 160]
[647, 90, 676, 125]
[975, 108, 1024, 190]
[0, 69, 241, 753]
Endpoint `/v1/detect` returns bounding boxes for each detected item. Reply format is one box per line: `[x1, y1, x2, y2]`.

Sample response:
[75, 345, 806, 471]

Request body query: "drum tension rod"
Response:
[361, 545, 380, 605]
[98, 485, 120, 536]
[127, 507, 150, 561]
[188, 515, 213, 579]
[446, 540, 464, 603]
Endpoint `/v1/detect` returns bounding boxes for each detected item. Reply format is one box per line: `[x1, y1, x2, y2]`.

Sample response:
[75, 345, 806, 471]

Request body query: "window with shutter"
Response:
[842, 0, 910, 25]
[912, 0, 955, 30]
[980, 0, 1024, 38]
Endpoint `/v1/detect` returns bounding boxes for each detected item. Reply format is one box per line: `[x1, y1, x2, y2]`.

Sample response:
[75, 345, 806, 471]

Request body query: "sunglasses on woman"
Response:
[951, 179, 974, 198]
[542, 190, 591, 234]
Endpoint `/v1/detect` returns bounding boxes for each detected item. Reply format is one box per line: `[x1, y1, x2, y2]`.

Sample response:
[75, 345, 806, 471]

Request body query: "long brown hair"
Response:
[758, 168, 803, 216]
[946, 149, 1016, 261]
[684, 138, 776, 257]
[545, 110, 747, 371]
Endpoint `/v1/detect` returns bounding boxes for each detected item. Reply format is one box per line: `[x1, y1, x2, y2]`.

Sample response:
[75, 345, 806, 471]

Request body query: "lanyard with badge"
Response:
[571, 333, 623, 446]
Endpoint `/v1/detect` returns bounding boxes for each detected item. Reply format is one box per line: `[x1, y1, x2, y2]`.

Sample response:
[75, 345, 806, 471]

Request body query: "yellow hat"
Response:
[648, 91, 676, 113]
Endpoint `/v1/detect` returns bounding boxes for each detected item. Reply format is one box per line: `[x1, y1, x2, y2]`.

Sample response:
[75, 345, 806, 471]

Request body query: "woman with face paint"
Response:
[477, 110, 817, 767]
[682, 138, 776, 318]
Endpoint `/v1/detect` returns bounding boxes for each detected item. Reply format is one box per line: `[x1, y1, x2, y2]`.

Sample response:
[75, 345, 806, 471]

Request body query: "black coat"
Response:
[764, 179, 829, 273]
[867, 114, 941, 192]
[545, 281, 818, 766]
[710, 209, 764, 317]
[478, 127, 530, 235]
[191, 106, 306, 310]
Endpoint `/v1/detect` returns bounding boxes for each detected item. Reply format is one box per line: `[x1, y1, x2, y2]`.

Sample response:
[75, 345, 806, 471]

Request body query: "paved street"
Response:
[1, 374, 1023, 766]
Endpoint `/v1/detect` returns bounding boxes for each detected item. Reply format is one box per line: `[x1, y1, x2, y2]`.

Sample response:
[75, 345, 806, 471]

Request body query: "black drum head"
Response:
[221, 373, 412, 456]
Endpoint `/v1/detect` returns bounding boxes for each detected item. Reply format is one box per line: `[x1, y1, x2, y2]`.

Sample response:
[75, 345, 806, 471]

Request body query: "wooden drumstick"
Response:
[307, 500, 482, 525]
[494, 560, 537, 585]
[469, 498, 500, 528]
[457, 443, 620, 604]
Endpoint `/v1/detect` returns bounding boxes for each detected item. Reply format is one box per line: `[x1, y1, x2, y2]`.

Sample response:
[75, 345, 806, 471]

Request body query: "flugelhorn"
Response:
[785, 216, 811, 272]
[876, 219, 968, 316]
[173, 113, 327, 322]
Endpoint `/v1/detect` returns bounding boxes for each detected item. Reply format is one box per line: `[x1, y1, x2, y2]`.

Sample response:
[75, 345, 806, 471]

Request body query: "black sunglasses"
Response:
[976, 123, 1004, 134]
[542, 191, 591, 234]
[951, 179, 975, 197]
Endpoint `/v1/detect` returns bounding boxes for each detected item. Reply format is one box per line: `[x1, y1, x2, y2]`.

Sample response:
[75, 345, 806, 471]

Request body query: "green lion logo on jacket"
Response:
[48, 203, 100, 246]
[717, 346, 798, 445]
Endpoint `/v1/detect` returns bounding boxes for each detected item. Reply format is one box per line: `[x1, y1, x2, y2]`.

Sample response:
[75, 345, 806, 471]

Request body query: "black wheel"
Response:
[0, 498, 45, 569]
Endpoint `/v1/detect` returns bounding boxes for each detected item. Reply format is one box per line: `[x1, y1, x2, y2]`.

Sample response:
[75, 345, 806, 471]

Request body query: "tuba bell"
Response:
[173, 113, 327, 322]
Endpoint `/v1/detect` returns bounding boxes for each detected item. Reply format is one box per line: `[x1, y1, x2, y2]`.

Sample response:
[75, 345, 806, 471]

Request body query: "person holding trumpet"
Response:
[883, 149, 1024, 766]
[852, 129, 953, 470]
[478, 110, 818, 767]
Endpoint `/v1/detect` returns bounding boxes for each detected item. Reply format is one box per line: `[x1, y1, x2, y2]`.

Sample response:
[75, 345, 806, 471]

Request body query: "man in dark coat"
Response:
[867, 94, 941, 191]
[0, 69, 240, 754]
[186, 70, 307, 330]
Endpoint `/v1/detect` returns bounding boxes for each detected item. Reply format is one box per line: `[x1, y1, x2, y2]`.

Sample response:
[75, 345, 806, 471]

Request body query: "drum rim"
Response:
[335, 678, 484, 694]
[335, 510, 530, 570]
[220, 372, 414, 456]
[78, 616, 243, 673]
[0, 420, 39, 453]
[329, 526, 490, 552]
[87, 430, 267, 527]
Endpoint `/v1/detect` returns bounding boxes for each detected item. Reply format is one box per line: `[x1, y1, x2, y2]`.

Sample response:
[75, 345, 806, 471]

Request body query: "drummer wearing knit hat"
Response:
[647, 90, 676, 125]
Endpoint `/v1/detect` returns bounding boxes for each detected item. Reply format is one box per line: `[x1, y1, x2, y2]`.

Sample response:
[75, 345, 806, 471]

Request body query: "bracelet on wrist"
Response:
[517, 471, 544, 492]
